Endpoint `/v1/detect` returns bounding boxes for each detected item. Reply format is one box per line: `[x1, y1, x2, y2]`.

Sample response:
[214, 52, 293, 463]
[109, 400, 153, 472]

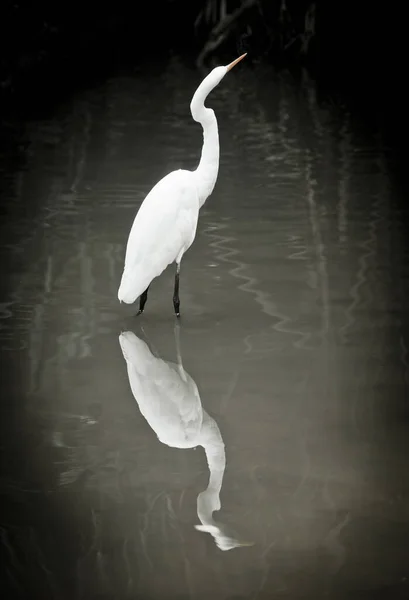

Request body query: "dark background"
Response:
[1, 0, 407, 121]
[1, 3, 409, 599]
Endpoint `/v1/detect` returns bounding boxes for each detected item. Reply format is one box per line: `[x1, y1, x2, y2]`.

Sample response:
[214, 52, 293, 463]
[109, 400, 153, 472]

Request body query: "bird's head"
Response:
[208, 52, 247, 85]
[190, 54, 247, 122]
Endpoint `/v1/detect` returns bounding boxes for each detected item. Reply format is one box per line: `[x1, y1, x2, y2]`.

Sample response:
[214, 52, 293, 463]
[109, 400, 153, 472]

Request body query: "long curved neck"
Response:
[190, 76, 221, 208]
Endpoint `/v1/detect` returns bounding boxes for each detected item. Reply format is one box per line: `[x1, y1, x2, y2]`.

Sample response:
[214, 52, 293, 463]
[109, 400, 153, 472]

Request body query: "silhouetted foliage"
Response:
[1, 1, 317, 95]
[0, 0, 405, 110]
[192, 0, 316, 67]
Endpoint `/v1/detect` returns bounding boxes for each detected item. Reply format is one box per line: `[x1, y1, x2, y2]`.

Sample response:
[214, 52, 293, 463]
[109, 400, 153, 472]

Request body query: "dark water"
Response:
[1, 58, 408, 599]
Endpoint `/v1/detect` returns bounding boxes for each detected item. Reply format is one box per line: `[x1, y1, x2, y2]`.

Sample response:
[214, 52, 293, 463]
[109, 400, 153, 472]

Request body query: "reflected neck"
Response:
[196, 412, 225, 525]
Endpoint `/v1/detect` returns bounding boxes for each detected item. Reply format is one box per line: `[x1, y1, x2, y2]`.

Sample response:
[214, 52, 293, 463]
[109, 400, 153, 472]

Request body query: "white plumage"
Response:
[118, 170, 199, 305]
[118, 54, 246, 316]
[119, 327, 203, 448]
[119, 327, 253, 550]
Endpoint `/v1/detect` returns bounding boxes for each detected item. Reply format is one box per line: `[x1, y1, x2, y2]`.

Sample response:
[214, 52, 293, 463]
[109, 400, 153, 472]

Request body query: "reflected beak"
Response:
[226, 53, 247, 72]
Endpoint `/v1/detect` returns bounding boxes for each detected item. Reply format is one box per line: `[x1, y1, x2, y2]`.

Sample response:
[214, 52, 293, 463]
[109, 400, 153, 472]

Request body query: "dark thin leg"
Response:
[136, 286, 149, 316]
[173, 263, 181, 317]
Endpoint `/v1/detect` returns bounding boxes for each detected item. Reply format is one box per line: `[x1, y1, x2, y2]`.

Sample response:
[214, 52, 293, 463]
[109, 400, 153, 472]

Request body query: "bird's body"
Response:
[118, 170, 199, 305]
[117, 54, 246, 316]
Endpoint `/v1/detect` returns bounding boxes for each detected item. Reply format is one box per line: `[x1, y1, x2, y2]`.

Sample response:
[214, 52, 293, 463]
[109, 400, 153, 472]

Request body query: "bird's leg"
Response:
[173, 263, 181, 317]
[136, 286, 149, 316]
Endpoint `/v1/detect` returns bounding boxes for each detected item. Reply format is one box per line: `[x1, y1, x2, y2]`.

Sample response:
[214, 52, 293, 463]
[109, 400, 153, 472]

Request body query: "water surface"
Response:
[1, 59, 408, 599]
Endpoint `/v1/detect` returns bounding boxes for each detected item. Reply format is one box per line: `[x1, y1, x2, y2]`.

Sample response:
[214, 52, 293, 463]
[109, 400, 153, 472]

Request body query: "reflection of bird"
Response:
[118, 54, 246, 317]
[119, 326, 252, 550]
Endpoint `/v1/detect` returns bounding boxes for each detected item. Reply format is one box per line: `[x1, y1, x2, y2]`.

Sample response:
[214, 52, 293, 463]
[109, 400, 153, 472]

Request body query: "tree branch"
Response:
[196, 0, 258, 68]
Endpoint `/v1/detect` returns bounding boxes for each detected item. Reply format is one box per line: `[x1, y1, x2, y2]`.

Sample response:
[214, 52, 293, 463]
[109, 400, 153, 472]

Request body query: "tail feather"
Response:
[118, 269, 152, 304]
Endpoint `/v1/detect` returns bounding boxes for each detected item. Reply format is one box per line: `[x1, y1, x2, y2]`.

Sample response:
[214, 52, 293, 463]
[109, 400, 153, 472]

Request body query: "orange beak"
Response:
[226, 53, 247, 72]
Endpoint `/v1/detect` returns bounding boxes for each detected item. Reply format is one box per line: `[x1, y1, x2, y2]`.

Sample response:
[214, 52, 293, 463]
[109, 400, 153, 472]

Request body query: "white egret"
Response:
[117, 53, 247, 316]
[118, 326, 253, 550]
